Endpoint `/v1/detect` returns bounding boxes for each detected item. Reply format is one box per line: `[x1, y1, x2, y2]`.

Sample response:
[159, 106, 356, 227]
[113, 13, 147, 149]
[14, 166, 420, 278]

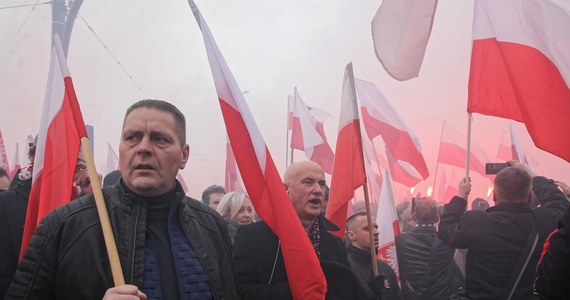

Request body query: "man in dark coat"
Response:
[6, 100, 239, 300]
[233, 160, 364, 300]
[346, 213, 401, 300]
[438, 162, 568, 300]
[395, 198, 463, 300]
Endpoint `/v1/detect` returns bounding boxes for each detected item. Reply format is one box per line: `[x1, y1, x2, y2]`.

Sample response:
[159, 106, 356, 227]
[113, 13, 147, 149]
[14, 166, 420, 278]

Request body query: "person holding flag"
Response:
[6, 100, 239, 300]
[233, 160, 365, 299]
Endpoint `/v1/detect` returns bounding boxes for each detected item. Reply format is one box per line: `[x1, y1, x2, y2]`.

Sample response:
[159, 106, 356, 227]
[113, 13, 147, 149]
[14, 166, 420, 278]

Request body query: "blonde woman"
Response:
[216, 191, 255, 243]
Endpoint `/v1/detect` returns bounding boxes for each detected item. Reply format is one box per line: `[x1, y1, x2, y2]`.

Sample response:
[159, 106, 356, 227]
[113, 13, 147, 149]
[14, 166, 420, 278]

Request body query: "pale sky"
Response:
[1, 0, 569, 201]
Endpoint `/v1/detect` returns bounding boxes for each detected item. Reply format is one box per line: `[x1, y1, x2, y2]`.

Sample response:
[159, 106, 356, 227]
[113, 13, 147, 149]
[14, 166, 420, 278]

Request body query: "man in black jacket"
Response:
[438, 162, 568, 300]
[395, 198, 463, 300]
[233, 160, 364, 300]
[346, 213, 401, 300]
[6, 100, 239, 300]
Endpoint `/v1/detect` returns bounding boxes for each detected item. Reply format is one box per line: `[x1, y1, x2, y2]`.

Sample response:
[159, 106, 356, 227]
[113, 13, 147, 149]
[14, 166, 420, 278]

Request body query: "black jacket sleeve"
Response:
[437, 196, 483, 249]
[5, 212, 59, 300]
[535, 205, 570, 299]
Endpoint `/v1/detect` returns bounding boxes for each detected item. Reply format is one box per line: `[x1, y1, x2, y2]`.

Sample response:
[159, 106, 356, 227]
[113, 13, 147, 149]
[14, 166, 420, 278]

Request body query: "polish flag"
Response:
[376, 171, 400, 279]
[225, 137, 242, 192]
[290, 89, 334, 174]
[435, 167, 459, 204]
[356, 78, 429, 180]
[326, 63, 366, 237]
[8, 142, 21, 179]
[189, 2, 326, 298]
[0, 130, 9, 174]
[467, 0, 570, 163]
[437, 122, 490, 177]
[104, 142, 119, 177]
[371, 0, 438, 81]
[21, 35, 88, 257]
[385, 146, 422, 188]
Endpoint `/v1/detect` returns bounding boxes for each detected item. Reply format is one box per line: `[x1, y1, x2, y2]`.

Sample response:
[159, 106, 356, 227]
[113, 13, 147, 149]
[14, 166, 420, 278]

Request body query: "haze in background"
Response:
[1, 0, 568, 201]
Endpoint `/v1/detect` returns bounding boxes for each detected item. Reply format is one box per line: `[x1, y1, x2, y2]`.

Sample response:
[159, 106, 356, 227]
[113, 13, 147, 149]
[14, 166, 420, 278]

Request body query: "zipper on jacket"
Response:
[129, 200, 141, 283]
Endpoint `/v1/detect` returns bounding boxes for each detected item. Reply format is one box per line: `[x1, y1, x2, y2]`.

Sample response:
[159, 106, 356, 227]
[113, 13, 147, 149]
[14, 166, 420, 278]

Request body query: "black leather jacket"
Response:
[6, 181, 239, 300]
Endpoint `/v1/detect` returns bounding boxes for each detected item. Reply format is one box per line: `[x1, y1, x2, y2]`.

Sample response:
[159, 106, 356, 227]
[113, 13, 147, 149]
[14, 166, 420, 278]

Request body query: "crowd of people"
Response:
[0, 99, 569, 300]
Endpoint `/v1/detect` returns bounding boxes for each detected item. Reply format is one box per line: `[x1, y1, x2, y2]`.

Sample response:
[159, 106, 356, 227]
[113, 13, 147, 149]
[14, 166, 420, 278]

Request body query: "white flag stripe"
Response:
[473, 0, 570, 86]
[191, 4, 267, 171]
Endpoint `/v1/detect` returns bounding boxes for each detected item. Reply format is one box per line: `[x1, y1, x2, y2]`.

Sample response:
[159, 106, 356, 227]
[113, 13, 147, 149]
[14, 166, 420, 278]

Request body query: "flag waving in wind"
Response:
[326, 63, 366, 237]
[468, 0, 570, 163]
[188, 1, 326, 298]
[372, 0, 438, 80]
[356, 78, 429, 181]
[21, 35, 87, 257]
[290, 88, 334, 174]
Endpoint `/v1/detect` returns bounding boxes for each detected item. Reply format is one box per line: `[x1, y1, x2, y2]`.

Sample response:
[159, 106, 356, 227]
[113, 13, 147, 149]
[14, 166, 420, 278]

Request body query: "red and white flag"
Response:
[356, 78, 430, 180]
[376, 171, 400, 279]
[8, 142, 21, 179]
[326, 63, 366, 237]
[385, 147, 423, 188]
[0, 130, 10, 174]
[371, 0, 438, 81]
[467, 0, 570, 163]
[435, 167, 460, 204]
[437, 122, 490, 177]
[21, 35, 88, 257]
[104, 142, 119, 177]
[290, 88, 334, 174]
[225, 137, 242, 192]
[189, 2, 326, 298]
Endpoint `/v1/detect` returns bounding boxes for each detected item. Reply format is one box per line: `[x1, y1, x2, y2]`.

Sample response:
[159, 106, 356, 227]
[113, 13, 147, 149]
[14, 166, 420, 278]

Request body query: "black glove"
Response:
[367, 275, 386, 297]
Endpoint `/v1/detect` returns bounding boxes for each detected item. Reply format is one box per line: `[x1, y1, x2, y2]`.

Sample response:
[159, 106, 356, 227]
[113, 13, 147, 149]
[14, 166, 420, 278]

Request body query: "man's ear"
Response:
[284, 183, 289, 194]
[347, 230, 356, 242]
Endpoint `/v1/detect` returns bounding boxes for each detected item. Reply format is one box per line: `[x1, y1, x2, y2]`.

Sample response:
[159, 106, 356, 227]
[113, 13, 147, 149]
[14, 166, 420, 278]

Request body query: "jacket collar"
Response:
[347, 244, 372, 263]
[318, 214, 340, 232]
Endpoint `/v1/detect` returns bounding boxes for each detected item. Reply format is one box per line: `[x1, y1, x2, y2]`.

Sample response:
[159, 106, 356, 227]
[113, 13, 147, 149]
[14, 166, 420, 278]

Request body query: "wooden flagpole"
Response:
[81, 137, 125, 286]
